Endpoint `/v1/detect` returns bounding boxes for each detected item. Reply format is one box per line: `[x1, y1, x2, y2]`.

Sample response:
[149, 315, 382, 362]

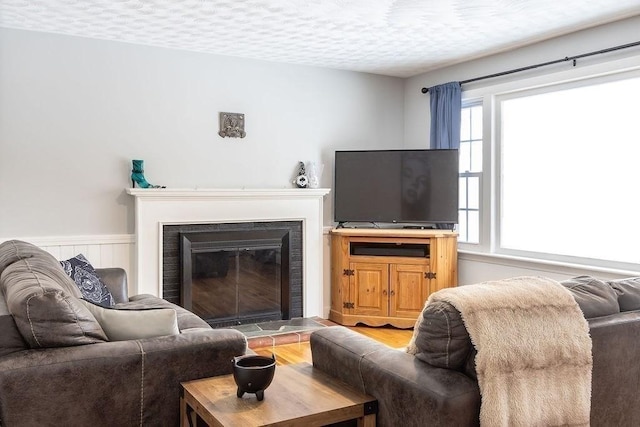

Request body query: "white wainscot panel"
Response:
[0, 235, 135, 295]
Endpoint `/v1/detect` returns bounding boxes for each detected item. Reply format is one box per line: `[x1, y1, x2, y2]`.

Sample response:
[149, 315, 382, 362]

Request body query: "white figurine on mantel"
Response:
[293, 161, 308, 188]
[306, 162, 323, 189]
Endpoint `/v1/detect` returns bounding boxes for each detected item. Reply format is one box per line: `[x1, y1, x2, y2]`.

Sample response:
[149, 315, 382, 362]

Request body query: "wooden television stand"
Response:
[329, 228, 458, 328]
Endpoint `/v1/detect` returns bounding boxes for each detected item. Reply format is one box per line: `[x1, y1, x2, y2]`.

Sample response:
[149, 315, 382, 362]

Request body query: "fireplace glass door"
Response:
[190, 246, 282, 324]
[180, 229, 291, 327]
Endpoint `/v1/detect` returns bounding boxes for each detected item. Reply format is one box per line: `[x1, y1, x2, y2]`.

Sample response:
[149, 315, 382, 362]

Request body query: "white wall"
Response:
[0, 28, 404, 238]
[404, 15, 640, 284]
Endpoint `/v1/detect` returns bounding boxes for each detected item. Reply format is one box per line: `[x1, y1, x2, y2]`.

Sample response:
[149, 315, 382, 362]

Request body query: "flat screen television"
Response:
[334, 149, 459, 227]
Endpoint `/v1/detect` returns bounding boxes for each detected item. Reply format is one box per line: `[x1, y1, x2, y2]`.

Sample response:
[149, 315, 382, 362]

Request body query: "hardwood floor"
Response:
[252, 325, 414, 365]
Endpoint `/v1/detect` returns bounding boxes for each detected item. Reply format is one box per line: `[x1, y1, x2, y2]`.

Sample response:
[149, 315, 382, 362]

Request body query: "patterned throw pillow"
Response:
[60, 254, 115, 307]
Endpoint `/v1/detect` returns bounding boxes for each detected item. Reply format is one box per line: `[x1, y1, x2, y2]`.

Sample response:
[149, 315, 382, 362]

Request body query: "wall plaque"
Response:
[218, 112, 246, 138]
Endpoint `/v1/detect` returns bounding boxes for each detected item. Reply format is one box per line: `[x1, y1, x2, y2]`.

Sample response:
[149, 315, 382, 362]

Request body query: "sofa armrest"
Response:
[95, 267, 128, 303]
[310, 327, 480, 427]
[0, 328, 246, 427]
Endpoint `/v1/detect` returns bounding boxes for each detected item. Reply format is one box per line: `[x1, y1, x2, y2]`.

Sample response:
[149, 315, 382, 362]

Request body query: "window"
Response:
[458, 104, 482, 243]
[498, 73, 640, 268]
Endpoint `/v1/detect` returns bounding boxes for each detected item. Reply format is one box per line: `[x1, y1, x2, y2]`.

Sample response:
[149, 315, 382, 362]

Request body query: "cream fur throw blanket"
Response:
[413, 276, 592, 426]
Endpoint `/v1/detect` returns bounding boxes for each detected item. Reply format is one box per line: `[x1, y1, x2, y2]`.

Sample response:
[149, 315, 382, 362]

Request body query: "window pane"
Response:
[459, 141, 471, 172]
[458, 211, 468, 242]
[460, 107, 471, 140]
[470, 140, 482, 172]
[467, 211, 479, 244]
[471, 105, 482, 140]
[459, 177, 467, 209]
[500, 75, 640, 264]
[468, 177, 479, 209]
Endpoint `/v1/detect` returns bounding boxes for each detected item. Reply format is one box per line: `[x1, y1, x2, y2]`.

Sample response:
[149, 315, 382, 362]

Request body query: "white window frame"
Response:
[494, 70, 640, 271]
[458, 54, 640, 275]
[458, 102, 483, 245]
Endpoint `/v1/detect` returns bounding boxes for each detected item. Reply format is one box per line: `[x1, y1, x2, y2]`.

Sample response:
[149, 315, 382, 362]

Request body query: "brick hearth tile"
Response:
[246, 336, 275, 349]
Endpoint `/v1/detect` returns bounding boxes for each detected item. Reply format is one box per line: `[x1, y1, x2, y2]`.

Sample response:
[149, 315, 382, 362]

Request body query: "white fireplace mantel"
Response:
[126, 188, 330, 318]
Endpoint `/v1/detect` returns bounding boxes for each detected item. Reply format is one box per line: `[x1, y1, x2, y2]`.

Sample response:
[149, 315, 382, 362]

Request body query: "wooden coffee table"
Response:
[180, 363, 377, 426]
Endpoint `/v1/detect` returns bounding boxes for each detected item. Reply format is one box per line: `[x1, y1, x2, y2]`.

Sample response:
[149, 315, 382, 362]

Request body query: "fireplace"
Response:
[163, 221, 302, 327]
[126, 188, 330, 319]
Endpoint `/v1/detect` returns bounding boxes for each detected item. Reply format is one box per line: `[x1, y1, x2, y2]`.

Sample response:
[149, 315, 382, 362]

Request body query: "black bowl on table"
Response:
[232, 354, 276, 401]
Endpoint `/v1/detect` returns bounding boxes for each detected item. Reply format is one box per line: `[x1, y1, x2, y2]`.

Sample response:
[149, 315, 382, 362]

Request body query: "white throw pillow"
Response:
[79, 299, 179, 341]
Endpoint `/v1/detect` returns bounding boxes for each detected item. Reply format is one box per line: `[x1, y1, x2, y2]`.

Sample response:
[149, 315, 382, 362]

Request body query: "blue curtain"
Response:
[429, 82, 462, 149]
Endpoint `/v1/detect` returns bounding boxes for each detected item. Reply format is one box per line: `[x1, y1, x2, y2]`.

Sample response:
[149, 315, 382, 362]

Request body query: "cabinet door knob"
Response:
[390, 290, 395, 296]
[383, 289, 387, 295]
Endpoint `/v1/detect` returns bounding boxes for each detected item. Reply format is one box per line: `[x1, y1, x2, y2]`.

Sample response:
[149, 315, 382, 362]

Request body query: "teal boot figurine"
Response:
[131, 160, 165, 188]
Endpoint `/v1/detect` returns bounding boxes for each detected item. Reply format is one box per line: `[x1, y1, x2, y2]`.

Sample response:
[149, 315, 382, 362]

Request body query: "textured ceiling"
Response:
[1, 0, 639, 77]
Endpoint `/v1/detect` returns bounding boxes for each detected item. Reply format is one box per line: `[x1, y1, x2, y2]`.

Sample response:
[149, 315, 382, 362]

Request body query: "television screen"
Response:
[334, 149, 459, 226]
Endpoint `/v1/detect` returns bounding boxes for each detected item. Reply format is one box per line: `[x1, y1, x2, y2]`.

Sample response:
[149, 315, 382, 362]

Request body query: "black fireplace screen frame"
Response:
[162, 221, 303, 327]
[180, 229, 290, 325]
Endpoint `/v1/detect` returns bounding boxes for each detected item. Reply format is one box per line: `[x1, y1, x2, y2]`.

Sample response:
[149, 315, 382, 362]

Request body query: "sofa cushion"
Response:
[409, 300, 474, 372]
[128, 294, 212, 330]
[0, 240, 107, 348]
[60, 254, 115, 307]
[0, 240, 81, 296]
[607, 277, 640, 312]
[0, 290, 27, 356]
[79, 299, 180, 341]
[560, 276, 620, 319]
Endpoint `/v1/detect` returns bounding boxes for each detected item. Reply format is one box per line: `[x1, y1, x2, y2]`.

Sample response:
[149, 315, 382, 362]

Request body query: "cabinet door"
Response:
[350, 262, 388, 317]
[389, 264, 429, 318]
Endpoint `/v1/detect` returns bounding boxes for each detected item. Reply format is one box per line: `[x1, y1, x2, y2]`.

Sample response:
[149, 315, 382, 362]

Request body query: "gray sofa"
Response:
[311, 275, 640, 426]
[0, 240, 247, 427]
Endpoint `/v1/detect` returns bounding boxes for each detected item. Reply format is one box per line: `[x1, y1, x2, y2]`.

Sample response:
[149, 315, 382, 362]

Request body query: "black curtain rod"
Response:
[420, 40, 640, 94]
